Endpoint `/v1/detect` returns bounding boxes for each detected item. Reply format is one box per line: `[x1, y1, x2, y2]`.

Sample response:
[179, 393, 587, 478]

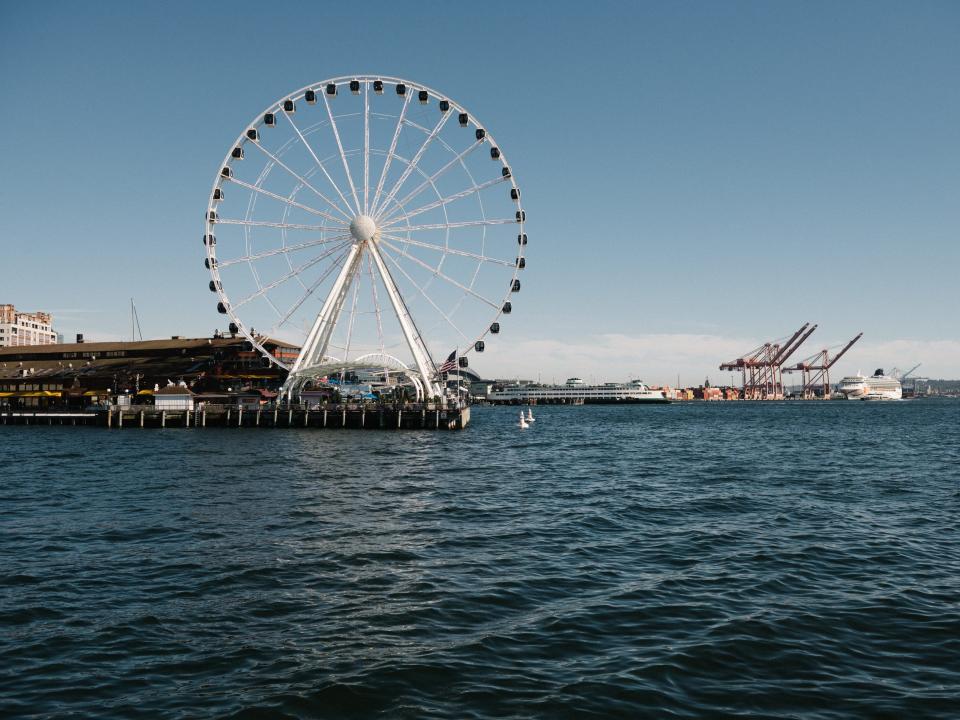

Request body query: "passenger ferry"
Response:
[487, 378, 669, 404]
[837, 369, 902, 401]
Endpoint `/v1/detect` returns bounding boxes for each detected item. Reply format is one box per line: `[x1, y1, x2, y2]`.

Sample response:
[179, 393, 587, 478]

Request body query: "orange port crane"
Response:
[784, 332, 863, 399]
[720, 323, 817, 399]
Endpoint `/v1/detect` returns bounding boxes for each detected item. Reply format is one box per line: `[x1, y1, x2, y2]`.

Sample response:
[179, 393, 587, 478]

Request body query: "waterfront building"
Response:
[0, 335, 298, 410]
[0, 304, 58, 347]
[154, 384, 195, 411]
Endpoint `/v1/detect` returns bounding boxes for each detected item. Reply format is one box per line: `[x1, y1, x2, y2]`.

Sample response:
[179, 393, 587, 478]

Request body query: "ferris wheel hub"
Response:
[349, 214, 378, 243]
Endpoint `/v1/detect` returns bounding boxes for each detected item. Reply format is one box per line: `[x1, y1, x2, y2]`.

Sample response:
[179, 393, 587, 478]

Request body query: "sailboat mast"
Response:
[130, 298, 143, 342]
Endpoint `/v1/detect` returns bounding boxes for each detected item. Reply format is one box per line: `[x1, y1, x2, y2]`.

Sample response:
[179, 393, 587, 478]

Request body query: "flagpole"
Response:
[437, 349, 458, 403]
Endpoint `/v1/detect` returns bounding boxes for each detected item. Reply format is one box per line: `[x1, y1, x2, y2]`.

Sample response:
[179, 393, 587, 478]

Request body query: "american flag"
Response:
[437, 350, 457, 375]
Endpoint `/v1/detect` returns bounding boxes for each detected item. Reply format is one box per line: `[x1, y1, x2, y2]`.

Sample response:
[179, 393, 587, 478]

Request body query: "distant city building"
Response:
[0, 304, 58, 347]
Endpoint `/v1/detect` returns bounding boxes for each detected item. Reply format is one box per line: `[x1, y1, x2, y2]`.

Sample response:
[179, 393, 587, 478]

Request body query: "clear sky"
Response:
[2, 1, 958, 384]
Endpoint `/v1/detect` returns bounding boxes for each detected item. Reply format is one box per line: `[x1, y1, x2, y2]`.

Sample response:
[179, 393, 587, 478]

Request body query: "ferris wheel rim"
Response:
[204, 74, 525, 375]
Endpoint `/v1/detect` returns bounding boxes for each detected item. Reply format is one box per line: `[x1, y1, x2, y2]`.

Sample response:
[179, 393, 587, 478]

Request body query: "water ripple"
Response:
[1, 400, 958, 717]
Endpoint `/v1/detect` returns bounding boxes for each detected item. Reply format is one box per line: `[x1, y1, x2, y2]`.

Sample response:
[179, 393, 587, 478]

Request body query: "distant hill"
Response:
[912, 379, 960, 395]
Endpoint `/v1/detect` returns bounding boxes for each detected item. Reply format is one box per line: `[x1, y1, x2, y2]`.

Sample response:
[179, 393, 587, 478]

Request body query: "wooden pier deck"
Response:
[1, 404, 470, 430]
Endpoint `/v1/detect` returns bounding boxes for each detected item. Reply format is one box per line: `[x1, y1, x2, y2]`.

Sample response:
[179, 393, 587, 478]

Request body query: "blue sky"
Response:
[1, 1, 958, 383]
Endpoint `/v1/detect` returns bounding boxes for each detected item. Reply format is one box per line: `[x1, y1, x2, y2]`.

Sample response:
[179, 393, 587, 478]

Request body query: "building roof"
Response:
[0, 335, 299, 361]
[155, 385, 195, 395]
[0, 335, 293, 384]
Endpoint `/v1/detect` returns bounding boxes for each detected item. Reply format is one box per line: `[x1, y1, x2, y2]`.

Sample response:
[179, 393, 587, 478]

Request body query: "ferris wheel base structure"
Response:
[279, 218, 443, 403]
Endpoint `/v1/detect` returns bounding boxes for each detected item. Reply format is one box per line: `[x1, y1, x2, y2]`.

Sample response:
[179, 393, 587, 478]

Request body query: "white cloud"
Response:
[835, 338, 960, 380]
[478, 332, 761, 386]
[477, 333, 960, 385]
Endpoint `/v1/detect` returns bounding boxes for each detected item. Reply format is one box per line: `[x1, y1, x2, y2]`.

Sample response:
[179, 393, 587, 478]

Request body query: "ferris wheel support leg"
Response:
[282, 243, 364, 395]
[410, 375, 424, 402]
[368, 242, 441, 398]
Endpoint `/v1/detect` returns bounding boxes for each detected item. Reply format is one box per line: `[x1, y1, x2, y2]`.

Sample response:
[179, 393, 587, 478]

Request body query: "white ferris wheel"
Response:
[203, 75, 526, 400]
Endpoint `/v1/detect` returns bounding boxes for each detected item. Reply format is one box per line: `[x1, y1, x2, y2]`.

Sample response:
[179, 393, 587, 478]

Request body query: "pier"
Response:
[1, 403, 470, 431]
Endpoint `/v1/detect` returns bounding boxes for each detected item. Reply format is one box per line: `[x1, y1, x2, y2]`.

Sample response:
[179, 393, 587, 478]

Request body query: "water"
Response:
[2, 401, 959, 718]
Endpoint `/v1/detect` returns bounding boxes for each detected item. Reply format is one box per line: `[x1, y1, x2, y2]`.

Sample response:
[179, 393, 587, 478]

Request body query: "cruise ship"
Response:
[487, 378, 669, 404]
[837, 369, 902, 400]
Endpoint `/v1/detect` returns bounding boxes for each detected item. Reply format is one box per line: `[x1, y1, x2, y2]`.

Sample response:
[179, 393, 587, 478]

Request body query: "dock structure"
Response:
[1, 403, 470, 430]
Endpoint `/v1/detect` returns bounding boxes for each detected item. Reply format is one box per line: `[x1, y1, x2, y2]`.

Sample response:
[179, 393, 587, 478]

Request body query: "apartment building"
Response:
[0, 304, 58, 347]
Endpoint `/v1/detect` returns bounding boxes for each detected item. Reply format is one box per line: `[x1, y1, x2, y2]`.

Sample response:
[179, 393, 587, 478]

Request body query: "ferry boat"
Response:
[487, 378, 669, 404]
[837, 369, 902, 401]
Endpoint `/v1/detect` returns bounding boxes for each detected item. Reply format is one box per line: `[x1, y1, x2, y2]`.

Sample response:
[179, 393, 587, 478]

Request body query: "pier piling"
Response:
[1, 403, 469, 430]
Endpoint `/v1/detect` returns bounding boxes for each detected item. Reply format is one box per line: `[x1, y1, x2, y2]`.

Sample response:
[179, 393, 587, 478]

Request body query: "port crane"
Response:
[784, 332, 863, 399]
[896, 363, 925, 397]
[896, 363, 922, 380]
[720, 322, 817, 399]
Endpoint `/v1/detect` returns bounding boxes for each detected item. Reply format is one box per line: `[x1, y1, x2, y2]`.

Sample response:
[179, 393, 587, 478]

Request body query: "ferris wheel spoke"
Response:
[281, 110, 356, 219]
[380, 232, 514, 267]
[384, 218, 516, 233]
[363, 81, 370, 213]
[372, 111, 452, 216]
[322, 92, 362, 215]
[380, 176, 510, 228]
[380, 239, 499, 310]
[216, 219, 348, 232]
[379, 248, 471, 342]
[366, 254, 386, 358]
[227, 176, 347, 226]
[218, 233, 351, 268]
[231, 240, 352, 310]
[248, 137, 354, 222]
[376, 140, 484, 224]
[275, 247, 351, 328]
[370, 91, 412, 214]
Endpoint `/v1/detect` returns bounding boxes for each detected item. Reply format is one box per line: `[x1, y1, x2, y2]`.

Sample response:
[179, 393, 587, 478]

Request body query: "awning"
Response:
[137, 389, 155, 395]
[9, 391, 62, 398]
[215, 373, 280, 379]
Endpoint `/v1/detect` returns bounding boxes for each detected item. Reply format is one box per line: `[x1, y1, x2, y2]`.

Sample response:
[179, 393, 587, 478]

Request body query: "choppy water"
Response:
[2, 400, 959, 718]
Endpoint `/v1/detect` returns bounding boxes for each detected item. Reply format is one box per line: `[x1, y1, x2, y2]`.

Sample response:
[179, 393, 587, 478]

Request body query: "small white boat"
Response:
[526, 408, 536, 422]
[518, 411, 529, 429]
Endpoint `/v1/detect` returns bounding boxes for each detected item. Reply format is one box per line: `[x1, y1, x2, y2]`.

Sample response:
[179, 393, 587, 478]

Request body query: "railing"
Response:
[104, 400, 465, 413]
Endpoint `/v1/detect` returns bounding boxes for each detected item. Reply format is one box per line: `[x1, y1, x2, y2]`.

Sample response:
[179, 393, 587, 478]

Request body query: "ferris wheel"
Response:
[203, 75, 525, 399]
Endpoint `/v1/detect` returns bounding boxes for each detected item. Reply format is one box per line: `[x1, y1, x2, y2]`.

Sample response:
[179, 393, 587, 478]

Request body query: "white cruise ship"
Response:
[837, 369, 902, 401]
[487, 378, 669, 404]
